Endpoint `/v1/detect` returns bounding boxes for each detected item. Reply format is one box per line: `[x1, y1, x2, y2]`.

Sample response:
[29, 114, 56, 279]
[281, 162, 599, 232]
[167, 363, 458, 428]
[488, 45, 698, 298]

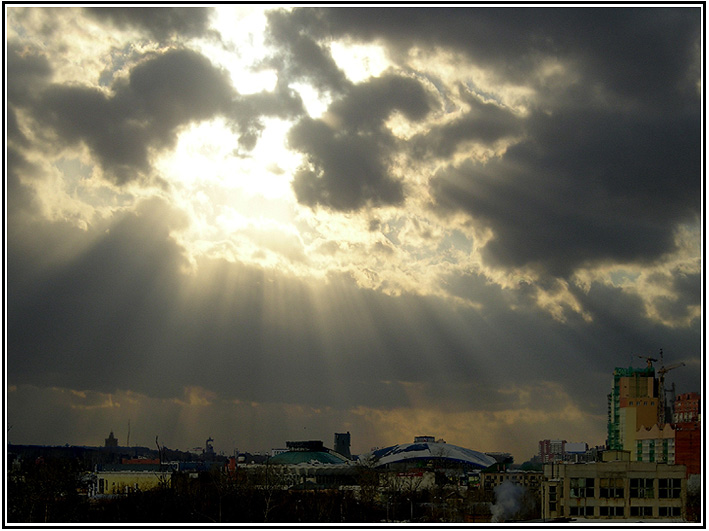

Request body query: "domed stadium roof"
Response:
[367, 439, 497, 469]
[268, 450, 348, 465]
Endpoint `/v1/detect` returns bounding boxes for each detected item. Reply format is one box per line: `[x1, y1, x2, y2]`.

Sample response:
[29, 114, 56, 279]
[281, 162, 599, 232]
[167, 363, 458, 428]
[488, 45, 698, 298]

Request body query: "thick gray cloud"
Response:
[265, 8, 351, 94]
[6, 42, 52, 108]
[281, 7, 700, 108]
[17, 46, 304, 185]
[8, 203, 700, 415]
[84, 7, 216, 41]
[289, 73, 432, 210]
[430, 105, 699, 276]
[25, 48, 235, 184]
[6, 7, 701, 457]
[267, 7, 700, 275]
[410, 88, 522, 159]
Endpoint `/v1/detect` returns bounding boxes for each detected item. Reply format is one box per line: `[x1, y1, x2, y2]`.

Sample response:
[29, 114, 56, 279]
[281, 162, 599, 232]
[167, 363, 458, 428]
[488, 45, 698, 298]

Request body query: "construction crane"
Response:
[656, 349, 685, 425]
[637, 354, 658, 368]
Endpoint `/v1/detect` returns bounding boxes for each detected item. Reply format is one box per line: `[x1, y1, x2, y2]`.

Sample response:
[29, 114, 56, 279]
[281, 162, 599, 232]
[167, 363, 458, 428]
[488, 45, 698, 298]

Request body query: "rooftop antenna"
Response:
[126, 419, 130, 448]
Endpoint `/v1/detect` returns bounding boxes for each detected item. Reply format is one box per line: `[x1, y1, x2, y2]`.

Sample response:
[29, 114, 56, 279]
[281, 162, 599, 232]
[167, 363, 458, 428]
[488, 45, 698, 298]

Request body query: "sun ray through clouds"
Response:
[6, 5, 701, 464]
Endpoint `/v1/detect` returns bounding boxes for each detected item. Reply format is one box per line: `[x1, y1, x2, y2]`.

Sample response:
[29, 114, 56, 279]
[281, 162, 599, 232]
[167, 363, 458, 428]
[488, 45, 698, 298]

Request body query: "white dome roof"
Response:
[366, 440, 496, 468]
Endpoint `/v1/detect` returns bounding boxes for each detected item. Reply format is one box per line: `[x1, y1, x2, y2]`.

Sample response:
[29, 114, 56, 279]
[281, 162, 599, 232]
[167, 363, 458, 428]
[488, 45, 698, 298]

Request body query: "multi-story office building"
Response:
[542, 451, 686, 521]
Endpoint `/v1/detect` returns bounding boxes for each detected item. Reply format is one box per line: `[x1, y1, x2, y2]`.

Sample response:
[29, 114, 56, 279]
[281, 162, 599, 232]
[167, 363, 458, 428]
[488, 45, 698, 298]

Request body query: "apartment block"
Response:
[542, 451, 686, 521]
[635, 423, 675, 464]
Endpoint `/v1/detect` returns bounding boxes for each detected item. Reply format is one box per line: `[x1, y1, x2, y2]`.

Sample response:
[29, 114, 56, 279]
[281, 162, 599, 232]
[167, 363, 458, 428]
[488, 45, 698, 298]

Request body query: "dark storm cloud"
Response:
[289, 73, 432, 211]
[263, 7, 701, 274]
[8, 204, 700, 417]
[644, 269, 702, 325]
[566, 280, 701, 392]
[264, 8, 351, 94]
[430, 105, 700, 276]
[83, 7, 216, 41]
[27, 48, 234, 184]
[6, 146, 41, 222]
[439, 269, 700, 409]
[6, 5, 702, 456]
[8, 198, 189, 393]
[6, 41, 52, 108]
[411, 87, 522, 159]
[231, 78, 305, 151]
[281, 7, 700, 108]
[6, 44, 52, 218]
[22, 46, 303, 185]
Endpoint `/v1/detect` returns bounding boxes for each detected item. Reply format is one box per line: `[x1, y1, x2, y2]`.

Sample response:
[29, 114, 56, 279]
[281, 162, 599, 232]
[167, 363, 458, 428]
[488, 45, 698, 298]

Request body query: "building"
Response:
[539, 440, 566, 464]
[674, 421, 701, 477]
[635, 424, 675, 464]
[105, 431, 118, 448]
[542, 451, 686, 520]
[480, 469, 543, 493]
[564, 442, 587, 457]
[673, 392, 700, 424]
[607, 366, 659, 454]
[334, 432, 352, 460]
[539, 440, 596, 464]
[268, 440, 349, 466]
[365, 437, 497, 471]
[256, 440, 356, 490]
[91, 463, 174, 496]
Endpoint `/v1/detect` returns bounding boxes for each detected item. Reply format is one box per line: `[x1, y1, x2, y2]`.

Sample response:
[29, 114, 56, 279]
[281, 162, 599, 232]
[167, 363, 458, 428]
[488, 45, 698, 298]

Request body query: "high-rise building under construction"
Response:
[607, 365, 659, 453]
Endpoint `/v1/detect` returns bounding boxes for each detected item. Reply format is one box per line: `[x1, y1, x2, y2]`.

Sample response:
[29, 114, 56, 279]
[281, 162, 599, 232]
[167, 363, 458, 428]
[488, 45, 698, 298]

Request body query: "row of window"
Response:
[627, 400, 655, 406]
[569, 478, 681, 499]
[568, 506, 681, 518]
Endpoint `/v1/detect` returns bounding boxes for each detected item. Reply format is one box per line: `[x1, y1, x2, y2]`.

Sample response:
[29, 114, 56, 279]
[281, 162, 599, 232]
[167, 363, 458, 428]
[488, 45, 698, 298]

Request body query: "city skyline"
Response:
[6, 6, 702, 460]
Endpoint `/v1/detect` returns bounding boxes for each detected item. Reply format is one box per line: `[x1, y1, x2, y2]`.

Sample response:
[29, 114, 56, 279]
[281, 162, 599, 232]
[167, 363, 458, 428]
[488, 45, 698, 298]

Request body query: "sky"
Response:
[5, 5, 703, 460]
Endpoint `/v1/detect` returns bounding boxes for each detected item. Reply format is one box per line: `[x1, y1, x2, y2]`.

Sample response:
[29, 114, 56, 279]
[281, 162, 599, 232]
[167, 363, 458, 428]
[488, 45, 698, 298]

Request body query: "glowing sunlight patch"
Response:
[330, 40, 390, 83]
[154, 116, 307, 270]
[205, 7, 279, 95]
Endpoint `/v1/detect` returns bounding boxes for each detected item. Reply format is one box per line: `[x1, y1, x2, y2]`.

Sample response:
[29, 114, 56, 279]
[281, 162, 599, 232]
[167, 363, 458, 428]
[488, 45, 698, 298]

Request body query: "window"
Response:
[570, 477, 595, 498]
[569, 506, 594, 516]
[630, 478, 654, 498]
[548, 485, 557, 503]
[659, 506, 681, 517]
[630, 506, 653, 517]
[599, 506, 625, 517]
[658, 478, 682, 499]
[600, 477, 624, 498]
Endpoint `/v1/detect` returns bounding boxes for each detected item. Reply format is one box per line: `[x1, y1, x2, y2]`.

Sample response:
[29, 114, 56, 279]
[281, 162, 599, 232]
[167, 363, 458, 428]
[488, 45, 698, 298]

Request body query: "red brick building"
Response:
[673, 392, 700, 423]
[672, 392, 701, 477]
[674, 422, 700, 477]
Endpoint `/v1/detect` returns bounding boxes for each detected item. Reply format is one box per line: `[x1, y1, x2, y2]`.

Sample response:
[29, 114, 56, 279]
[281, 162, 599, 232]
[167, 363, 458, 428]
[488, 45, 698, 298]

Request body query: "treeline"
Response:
[8, 458, 499, 523]
[7, 460, 386, 523]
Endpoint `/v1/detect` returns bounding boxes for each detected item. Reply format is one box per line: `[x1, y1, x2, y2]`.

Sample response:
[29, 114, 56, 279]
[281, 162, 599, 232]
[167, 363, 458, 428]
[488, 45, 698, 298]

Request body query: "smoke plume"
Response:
[490, 480, 526, 522]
